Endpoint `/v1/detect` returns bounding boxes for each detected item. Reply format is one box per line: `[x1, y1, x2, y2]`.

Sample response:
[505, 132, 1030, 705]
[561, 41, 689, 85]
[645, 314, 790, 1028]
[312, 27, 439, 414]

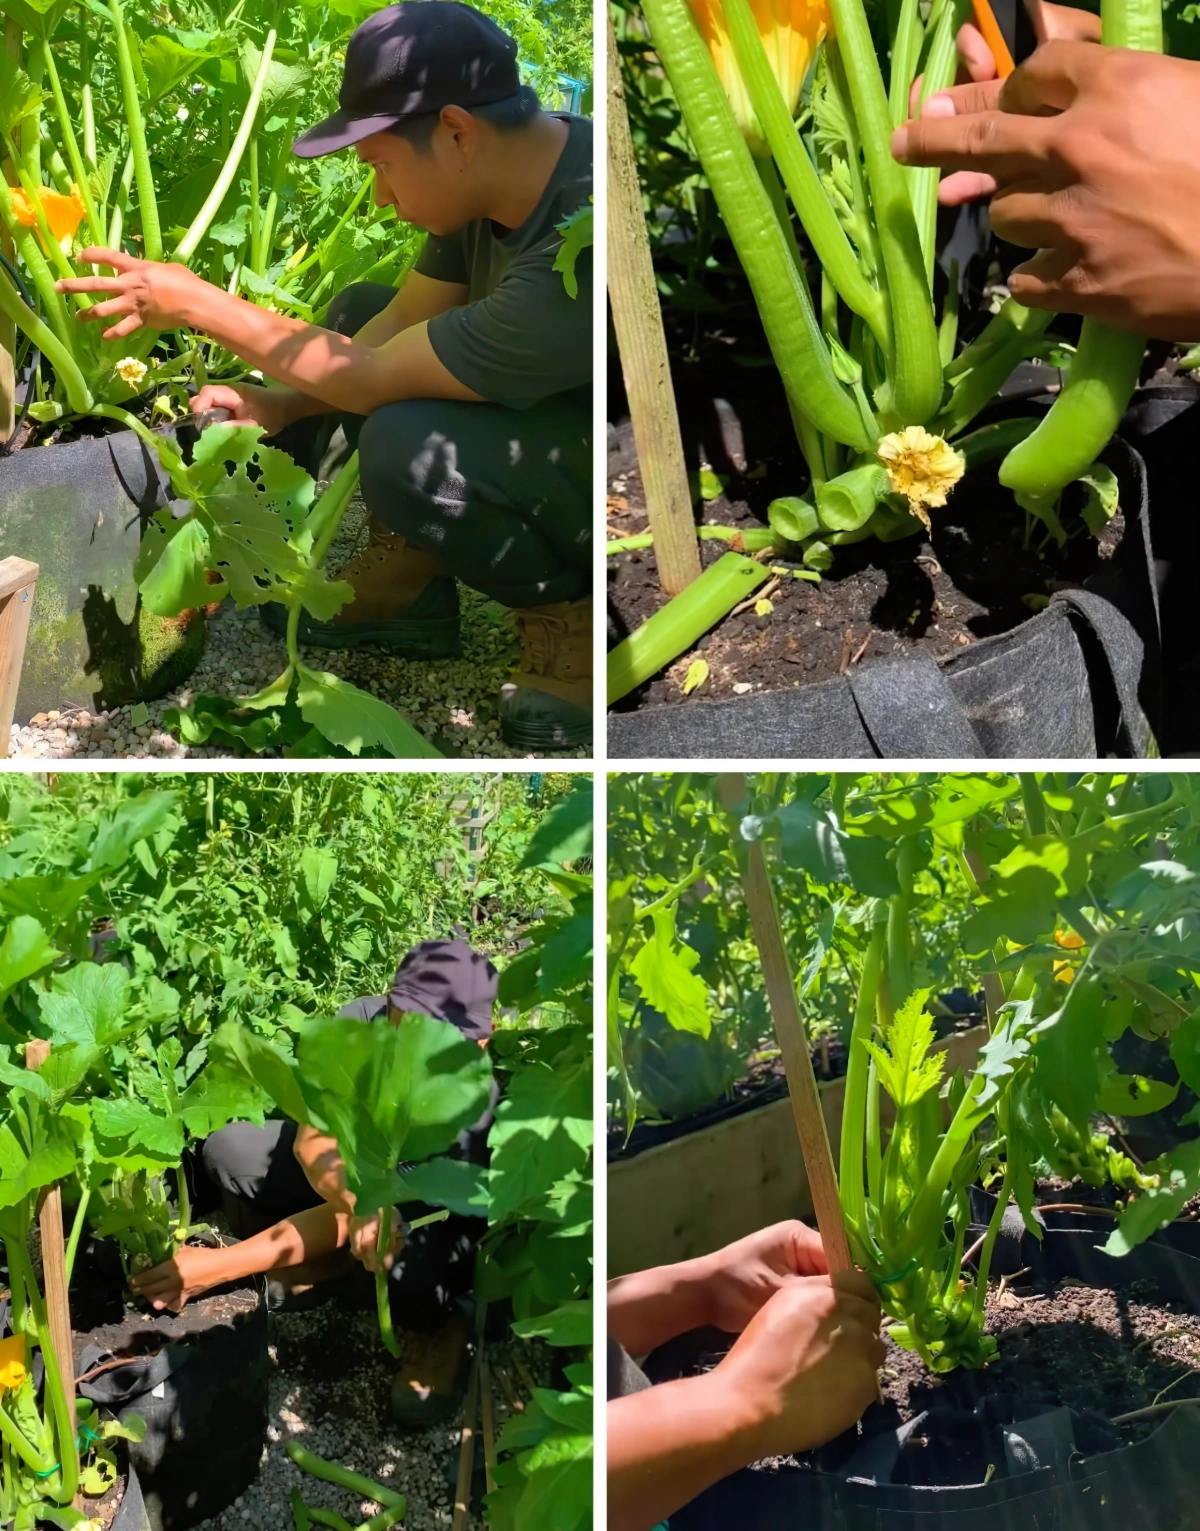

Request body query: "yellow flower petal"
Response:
[688, 0, 831, 150]
[0, 1333, 27, 1392]
[115, 357, 148, 388]
[877, 427, 965, 531]
[10, 184, 86, 247]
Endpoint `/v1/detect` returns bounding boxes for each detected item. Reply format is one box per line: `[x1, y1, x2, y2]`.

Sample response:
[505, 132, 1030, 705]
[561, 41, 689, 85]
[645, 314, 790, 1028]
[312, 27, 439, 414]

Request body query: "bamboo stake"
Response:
[26, 1038, 82, 1511]
[479, 1352, 497, 1495]
[718, 773, 851, 1274]
[450, 1305, 487, 1531]
[606, 8, 702, 596]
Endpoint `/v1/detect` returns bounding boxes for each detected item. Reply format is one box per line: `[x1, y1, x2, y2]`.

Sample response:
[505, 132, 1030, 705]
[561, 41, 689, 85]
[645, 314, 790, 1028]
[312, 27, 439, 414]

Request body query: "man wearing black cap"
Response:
[129, 938, 501, 1427]
[57, 1, 592, 751]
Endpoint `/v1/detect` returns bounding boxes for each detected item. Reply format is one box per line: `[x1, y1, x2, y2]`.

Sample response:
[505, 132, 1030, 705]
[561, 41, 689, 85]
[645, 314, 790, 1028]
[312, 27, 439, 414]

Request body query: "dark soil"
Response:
[73, 1280, 260, 1374]
[608, 412, 1124, 709]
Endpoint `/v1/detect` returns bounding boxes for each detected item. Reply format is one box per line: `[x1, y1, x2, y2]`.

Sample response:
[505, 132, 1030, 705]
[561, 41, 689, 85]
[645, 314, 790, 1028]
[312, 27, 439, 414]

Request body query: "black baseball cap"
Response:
[389, 938, 498, 1041]
[293, 0, 521, 159]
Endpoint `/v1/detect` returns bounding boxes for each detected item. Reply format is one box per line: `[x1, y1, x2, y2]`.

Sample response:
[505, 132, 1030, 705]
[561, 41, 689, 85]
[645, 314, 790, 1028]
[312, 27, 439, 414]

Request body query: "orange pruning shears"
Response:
[971, 0, 1017, 76]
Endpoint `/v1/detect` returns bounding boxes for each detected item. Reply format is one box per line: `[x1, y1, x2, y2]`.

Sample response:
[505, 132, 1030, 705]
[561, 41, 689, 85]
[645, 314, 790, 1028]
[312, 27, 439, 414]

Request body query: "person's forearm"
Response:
[607, 1256, 716, 1357]
[294, 1123, 355, 1213]
[608, 1372, 762, 1531]
[190, 1203, 349, 1286]
[181, 283, 433, 414]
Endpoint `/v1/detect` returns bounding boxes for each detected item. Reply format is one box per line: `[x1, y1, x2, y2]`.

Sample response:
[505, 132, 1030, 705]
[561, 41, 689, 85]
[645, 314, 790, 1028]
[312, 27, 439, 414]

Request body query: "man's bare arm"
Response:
[352, 269, 469, 347]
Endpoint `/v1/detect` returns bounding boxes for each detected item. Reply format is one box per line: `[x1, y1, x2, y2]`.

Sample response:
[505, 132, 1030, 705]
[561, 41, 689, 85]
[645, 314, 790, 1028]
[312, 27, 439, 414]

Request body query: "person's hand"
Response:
[717, 1271, 886, 1459]
[54, 248, 206, 340]
[909, 3, 1100, 115]
[894, 43, 1200, 337]
[129, 1246, 220, 1313]
[190, 383, 298, 438]
[348, 1210, 405, 1272]
[691, 1221, 830, 1334]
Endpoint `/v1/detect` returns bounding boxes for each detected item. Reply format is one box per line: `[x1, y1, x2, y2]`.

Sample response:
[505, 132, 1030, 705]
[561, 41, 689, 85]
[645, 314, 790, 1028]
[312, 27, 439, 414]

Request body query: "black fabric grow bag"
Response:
[609, 438, 1158, 760]
[77, 1282, 267, 1531]
[666, 1229, 1200, 1531]
[112, 1462, 155, 1531]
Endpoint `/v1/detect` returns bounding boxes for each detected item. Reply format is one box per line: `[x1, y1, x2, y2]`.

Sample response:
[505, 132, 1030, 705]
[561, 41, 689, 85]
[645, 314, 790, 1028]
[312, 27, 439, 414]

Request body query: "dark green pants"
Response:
[275, 282, 591, 609]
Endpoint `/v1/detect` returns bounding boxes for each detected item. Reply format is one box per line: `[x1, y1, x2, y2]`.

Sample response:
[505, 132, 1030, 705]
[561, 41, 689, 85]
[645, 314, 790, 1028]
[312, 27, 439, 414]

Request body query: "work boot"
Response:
[389, 1311, 473, 1430]
[261, 524, 460, 657]
[499, 596, 593, 750]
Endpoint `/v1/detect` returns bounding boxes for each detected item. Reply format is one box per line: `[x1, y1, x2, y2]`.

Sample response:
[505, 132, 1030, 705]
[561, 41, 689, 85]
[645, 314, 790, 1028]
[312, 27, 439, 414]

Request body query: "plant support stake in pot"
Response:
[606, 8, 702, 596]
[717, 773, 852, 1275]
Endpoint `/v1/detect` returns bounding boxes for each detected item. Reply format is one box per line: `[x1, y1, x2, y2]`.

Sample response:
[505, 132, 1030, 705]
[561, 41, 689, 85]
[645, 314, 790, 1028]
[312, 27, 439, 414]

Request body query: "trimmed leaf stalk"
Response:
[285, 1442, 407, 1512]
[607, 551, 772, 703]
[176, 30, 278, 262]
[639, 0, 870, 450]
[998, 0, 1161, 512]
[607, 524, 780, 554]
[823, 0, 943, 424]
[108, 0, 162, 262]
[722, 0, 891, 354]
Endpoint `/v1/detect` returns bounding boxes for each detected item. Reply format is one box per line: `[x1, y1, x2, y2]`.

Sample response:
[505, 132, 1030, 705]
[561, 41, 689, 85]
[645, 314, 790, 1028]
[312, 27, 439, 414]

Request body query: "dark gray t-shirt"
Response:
[416, 114, 593, 411]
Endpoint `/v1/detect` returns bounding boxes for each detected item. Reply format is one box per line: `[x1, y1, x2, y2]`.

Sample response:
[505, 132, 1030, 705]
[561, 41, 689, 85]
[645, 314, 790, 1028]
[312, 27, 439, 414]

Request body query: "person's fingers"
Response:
[54, 275, 124, 295]
[191, 384, 242, 414]
[998, 37, 1103, 115]
[919, 76, 1006, 122]
[938, 169, 1001, 204]
[102, 315, 143, 341]
[893, 108, 1054, 175]
[956, 21, 999, 83]
[784, 1221, 828, 1276]
[1007, 243, 1082, 308]
[78, 245, 135, 271]
[1039, 1, 1102, 43]
[987, 185, 1072, 247]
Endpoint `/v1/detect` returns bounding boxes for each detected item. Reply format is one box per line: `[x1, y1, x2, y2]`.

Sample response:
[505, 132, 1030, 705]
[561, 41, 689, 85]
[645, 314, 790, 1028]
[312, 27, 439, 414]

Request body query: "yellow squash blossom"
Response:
[9, 184, 86, 250]
[0, 1333, 27, 1392]
[115, 357, 149, 389]
[688, 0, 831, 153]
[877, 426, 965, 531]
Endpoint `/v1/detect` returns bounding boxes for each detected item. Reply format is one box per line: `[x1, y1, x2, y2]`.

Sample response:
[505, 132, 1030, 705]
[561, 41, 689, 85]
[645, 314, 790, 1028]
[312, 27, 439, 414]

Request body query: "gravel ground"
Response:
[8, 499, 589, 762]
[193, 1302, 551, 1531]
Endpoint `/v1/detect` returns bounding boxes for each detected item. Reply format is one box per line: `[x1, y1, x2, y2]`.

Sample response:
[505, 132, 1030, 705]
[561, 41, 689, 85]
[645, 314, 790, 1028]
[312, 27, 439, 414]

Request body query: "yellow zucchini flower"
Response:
[115, 357, 148, 388]
[688, 0, 831, 153]
[877, 426, 965, 531]
[10, 184, 86, 250]
[0, 1333, 27, 1392]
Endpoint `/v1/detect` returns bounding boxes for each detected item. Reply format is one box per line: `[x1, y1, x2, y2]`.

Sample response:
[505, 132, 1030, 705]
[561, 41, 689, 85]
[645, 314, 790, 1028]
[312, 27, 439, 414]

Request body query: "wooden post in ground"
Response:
[450, 1303, 488, 1530]
[606, 9, 702, 597]
[0, 557, 38, 755]
[1, 19, 21, 442]
[718, 773, 852, 1275]
[25, 1038, 81, 1511]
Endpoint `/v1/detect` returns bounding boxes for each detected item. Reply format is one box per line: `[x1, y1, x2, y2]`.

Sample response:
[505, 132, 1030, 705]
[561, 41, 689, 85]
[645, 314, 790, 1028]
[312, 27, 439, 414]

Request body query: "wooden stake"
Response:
[450, 1305, 487, 1531]
[0, 558, 38, 755]
[25, 1038, 81, 1510]
[606, 8, 702, 597]
[718, 774, 852, 1274]
[479, 1352, 497, 1495]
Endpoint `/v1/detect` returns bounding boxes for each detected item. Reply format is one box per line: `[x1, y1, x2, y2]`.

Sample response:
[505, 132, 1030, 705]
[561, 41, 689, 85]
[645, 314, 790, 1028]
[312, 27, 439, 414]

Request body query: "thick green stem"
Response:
[285, 1442, 406, 1510]
[40, 37, 105, 246]
[911, 0, 968, 276]
[0, 260, 93, 412]
[723, 0, 891, 353]
[607, 552, 772, 703]
[175, 29, 278, 261]
[840, 924, 887, 1253]
[934, 300, 1055, 438]
[824, 0, 942, 424]
[108, 0, 162, 261]
[972, 1163, 1012, 1322]
[374, 1208, 401, 1357]
[64, 1186, 91, 1287]
[640, 0, 870, 449]
[107, 148, 135, 249]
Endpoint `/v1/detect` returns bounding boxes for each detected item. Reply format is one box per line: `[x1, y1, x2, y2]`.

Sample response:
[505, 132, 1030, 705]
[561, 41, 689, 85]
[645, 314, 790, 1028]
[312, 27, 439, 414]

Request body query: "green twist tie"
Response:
[873, 1256, 919, 1287]
[32, 1461, 60, 1479]
[30, 1420, 102, 1477]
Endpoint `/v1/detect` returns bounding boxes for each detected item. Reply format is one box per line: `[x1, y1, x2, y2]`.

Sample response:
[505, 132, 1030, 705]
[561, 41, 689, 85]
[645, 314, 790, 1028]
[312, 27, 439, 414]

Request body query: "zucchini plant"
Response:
[211, 1011, 494, 1356]
[610, 771, 1200, 1372]
[609, 0, 1157, 690]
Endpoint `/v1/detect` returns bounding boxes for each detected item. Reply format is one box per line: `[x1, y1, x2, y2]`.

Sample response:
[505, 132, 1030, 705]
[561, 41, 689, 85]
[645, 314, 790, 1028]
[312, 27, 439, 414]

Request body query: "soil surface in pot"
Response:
[81, 1462, 132, 1531]
[72, 1278, 260, 1363]
[608, 431, 1124, 709]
